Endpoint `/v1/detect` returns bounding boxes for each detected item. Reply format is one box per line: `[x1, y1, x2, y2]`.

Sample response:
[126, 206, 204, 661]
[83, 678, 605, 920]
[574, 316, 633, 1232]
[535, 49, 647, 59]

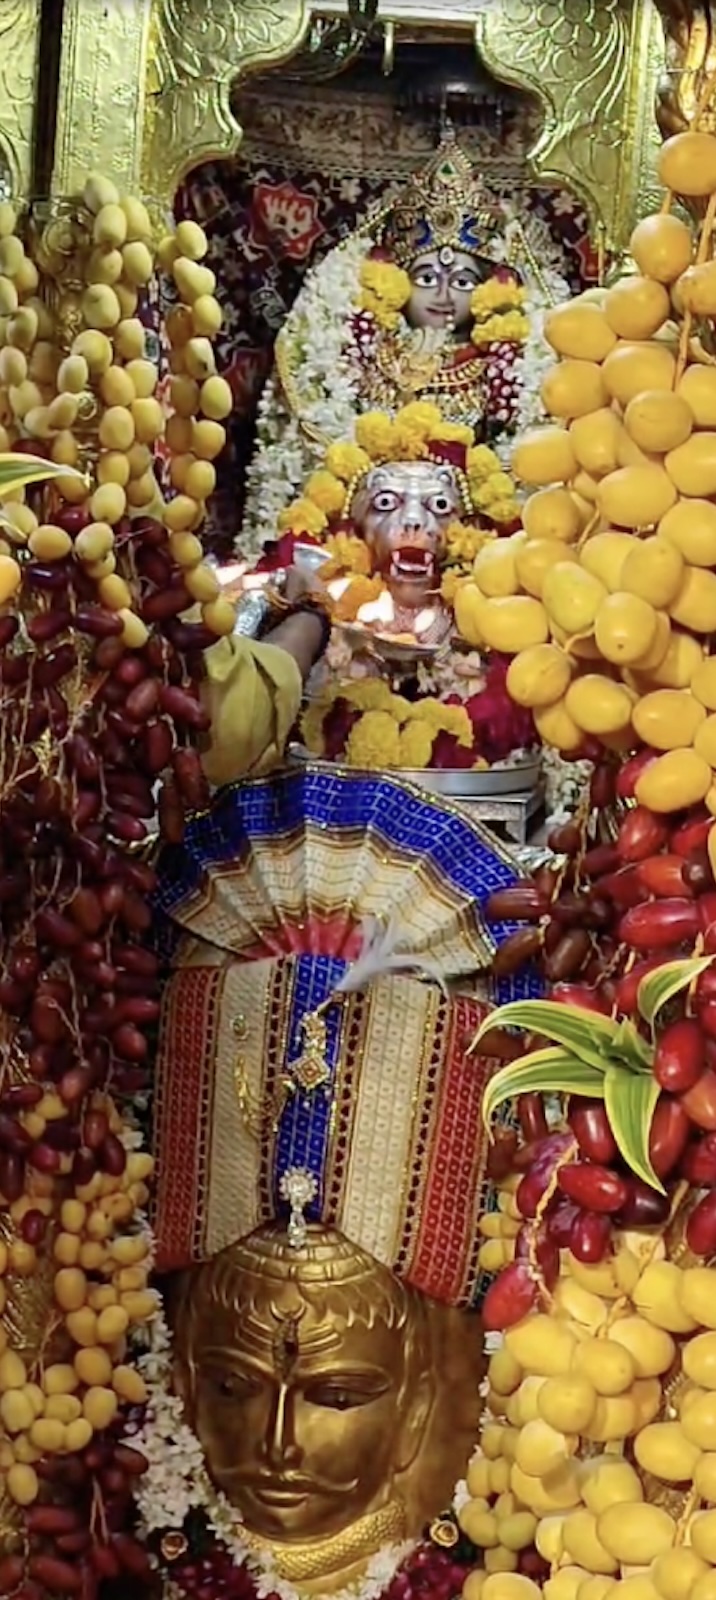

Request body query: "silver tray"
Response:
[289, 747, 542, 797]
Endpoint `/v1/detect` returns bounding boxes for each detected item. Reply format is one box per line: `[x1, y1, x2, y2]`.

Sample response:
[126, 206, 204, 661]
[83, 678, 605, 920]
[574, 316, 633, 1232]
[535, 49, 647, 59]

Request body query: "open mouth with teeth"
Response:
[389, 547, 436, 581]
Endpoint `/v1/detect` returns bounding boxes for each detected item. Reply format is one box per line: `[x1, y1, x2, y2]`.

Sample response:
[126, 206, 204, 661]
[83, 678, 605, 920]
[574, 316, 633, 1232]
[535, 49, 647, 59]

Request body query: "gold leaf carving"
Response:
[0, 0, 43, 198]
[53, 0, 309, 211]
[143, 0, 310, 210]
[478, 0, 666, 253]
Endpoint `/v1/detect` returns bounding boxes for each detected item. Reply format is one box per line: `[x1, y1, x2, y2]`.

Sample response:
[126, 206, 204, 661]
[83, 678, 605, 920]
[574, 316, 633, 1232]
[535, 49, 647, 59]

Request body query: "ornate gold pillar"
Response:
[51, 0, 311, 209]
[0, 0, 44, 197]
[478, 0, 667, 256]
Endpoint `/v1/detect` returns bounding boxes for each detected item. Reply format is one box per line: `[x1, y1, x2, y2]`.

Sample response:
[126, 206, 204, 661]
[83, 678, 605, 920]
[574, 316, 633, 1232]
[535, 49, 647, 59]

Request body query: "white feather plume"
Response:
[333, 913, 447, 997]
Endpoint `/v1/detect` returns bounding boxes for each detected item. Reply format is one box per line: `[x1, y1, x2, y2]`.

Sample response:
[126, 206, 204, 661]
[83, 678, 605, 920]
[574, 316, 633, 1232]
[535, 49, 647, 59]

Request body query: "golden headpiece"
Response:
[381, 129, 505, 269]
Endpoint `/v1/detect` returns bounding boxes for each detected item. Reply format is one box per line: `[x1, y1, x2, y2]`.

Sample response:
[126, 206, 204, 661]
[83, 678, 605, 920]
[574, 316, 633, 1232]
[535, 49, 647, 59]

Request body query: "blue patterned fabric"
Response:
[154, 767, 541, 1005]
[273, 954, 348, 1222]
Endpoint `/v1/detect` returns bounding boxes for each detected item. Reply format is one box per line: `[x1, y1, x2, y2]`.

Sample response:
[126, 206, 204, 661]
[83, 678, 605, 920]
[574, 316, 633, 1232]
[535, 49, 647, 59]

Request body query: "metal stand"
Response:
[453, 780, 546, 848]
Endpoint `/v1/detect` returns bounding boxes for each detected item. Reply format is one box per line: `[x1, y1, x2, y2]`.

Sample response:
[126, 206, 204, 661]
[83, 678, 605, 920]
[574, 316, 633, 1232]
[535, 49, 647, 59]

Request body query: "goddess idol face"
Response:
[406, 247, 483, 337]
[352, 461, 462, 610]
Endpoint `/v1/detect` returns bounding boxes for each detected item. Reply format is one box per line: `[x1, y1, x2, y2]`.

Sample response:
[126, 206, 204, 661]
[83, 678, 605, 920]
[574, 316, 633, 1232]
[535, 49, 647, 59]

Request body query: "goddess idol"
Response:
[239, 129, 570, 564]
[134, 765, 540, 1600]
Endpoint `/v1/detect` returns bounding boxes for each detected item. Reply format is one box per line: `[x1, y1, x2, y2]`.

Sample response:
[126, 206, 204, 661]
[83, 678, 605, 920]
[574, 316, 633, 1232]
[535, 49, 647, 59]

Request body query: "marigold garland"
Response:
[301, 680, 476, 771]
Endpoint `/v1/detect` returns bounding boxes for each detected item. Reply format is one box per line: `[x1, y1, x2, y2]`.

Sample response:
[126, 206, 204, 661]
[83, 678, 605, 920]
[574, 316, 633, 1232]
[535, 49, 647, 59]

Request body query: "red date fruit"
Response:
[654, 1018, 704, 1094]
[616, 747, 658, 801]
[486, 885, 546, 924]
[616, 1176, 670, 1228]
[551, 983, 607, 1015]
[568, 1099, 617, 1163]
[619, 898, 701, 951]
[482, 1261, 538, 1332]
[613, 958, 663, 1016]
[682, 1067, 716, 1131]
[617, 806, 669, 864]
[492, 928, 541, 977]
[558, 1162, 629, 1213]
[636, 854, 689, 898]
[569, 1210, 611, 1262]
[544, 929, 591, 982]
[686, 1190, 716, 1257]
[598, 867, 649, 910]
[682, 1132, 716, 1186]
[648, 1096, 690, 1178]
[672, 813, 713, 859]
[517, 1093, 548, 1143]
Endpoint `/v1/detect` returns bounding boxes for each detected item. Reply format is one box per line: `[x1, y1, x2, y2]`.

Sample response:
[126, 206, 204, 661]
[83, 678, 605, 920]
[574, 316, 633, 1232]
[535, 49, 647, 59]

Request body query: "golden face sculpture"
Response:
[171, 1222, 483, 1586]
[173, 1226, 432, 1545]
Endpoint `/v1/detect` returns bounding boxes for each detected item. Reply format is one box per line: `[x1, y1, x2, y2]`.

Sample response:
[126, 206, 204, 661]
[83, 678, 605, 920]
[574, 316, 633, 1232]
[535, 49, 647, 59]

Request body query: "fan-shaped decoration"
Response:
[152, 767, 539, 1306]
[154, 764, 536, 992]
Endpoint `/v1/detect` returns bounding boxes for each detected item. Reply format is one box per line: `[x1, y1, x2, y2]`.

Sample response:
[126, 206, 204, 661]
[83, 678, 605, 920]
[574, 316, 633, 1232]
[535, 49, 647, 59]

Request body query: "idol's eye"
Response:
[426, 493, 454, 516]
[305, 1381, 387, 1412]
[411, 268, 439, 289]
[204, 1369, 258, 1402]
[372, 491, 400, 514]
[451, 271, 479, 292]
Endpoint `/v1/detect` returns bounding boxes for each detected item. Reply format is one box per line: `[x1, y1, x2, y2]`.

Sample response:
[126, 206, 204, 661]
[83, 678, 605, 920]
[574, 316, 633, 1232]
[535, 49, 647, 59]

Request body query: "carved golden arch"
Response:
[0, 0, 44, 199]
[51, 0, 666, 255]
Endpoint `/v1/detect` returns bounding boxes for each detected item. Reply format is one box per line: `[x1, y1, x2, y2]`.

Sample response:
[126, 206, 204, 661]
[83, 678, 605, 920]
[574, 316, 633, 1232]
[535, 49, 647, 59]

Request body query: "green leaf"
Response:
[0, 453, 84, 501]
[638, 955, 715, 1029]
[482, 1045, 606, 1132]
[602, 1017, 653, 1071]
[471, 1000, 622, 1073]
[603, 1063, 663, 1192]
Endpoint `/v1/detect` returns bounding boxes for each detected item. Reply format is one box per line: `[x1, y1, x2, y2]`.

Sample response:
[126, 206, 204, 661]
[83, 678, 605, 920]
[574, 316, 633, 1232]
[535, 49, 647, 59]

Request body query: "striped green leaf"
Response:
[482, 1045, 606, 1131]
[472, 1000, 623, 1073]
[0, 453, 83, 500]
[603, 1062, 663, 1193]
[638, 955, 715, 1029]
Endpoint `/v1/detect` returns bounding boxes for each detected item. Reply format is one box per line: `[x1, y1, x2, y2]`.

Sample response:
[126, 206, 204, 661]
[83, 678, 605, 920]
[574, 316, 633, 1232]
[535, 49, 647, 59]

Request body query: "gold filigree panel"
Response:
[53, 0, 310, 213]
[478, 0, 666, 253]
[0, 0, 43, 199]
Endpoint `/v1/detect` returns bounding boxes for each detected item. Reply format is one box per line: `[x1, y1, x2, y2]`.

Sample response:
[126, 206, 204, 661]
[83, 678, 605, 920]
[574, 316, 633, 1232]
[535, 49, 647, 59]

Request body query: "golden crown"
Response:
[381, 130, 505, 269]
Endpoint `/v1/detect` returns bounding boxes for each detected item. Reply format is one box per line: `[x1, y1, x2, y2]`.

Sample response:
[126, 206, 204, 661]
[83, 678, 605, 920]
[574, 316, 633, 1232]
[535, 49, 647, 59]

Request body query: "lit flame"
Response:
[327, 577, 352, 601]
[357, 590, 395, 628]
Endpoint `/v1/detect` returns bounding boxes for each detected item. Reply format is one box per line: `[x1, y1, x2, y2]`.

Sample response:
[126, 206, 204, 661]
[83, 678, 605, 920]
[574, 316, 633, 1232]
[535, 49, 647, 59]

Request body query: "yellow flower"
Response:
[390, 421, 429, 461]
[405, 697, 473, 747]
[300, 700, 330, 756]
[322, 532, 373, 578]
[345, 710, 401, 769]
[396, 401, 443, 437]
[445, 519, 489, 565]
[472, 310, 530, 346]
[473, 473, 518, 517]
[355, 412, 397, 460]
[431, 422, 474, 446]
[278, 497, 328, 536]
[360, 259, 411, 307]
[398, 720, 435, 769]
[466, 445, 501, 483]
[473, 756, 490, 770]
[333, 574, 383, 621]
[325, 442, 372, 482]
[305, 470, 347, 518]
[341, 679, 396, 713]
[471, 278, 526, 317]
[488, 498, 520, 525]
[441, 569, 469, 603]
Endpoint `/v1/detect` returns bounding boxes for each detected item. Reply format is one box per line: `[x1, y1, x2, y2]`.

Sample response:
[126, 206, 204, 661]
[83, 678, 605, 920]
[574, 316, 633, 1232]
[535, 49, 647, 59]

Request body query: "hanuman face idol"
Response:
[351, 461, 462, 611]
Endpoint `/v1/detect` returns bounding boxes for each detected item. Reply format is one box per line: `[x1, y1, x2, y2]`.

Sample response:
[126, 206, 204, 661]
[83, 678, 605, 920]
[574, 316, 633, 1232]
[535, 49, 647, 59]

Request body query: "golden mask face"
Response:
[172, 1227, 433, 1546]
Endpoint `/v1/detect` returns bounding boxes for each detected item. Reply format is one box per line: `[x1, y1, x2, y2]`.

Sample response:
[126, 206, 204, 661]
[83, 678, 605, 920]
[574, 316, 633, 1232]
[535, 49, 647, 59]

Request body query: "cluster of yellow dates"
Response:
[462, 1219, 716, 1600]
[0, 1101, 155, 1509]
[455, 130, 716, 816]
[0, 173, 234, 638]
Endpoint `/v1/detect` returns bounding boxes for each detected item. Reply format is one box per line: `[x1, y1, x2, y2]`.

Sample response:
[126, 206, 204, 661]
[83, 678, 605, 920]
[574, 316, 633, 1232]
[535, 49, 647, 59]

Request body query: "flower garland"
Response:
[239, 220, 571, 563]
[276, 401, 520, 546]
[300, 679, 480, 771]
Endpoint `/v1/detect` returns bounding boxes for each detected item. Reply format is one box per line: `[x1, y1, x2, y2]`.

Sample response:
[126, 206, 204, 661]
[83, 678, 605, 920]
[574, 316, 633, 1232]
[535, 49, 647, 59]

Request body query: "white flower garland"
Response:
[239, 214, 571, 563]
[131, 1303, 415, 1600]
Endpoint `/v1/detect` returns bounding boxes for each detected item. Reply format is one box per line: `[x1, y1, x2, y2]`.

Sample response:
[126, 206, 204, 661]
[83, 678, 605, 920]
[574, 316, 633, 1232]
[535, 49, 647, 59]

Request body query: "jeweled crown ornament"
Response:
[382, 128, 504, 268]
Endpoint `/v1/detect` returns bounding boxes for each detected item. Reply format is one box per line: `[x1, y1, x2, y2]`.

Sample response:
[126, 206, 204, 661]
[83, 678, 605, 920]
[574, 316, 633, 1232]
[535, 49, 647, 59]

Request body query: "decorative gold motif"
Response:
[478, 0, 666, 253]
[52, 0, 310, 212]
[287, 1010, 332, 1096]
[0, 0, 43, 198]
[429, 1515, 459, 1550]
[52, 0, 666, 263]
[161, 1531, 189, 1563]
